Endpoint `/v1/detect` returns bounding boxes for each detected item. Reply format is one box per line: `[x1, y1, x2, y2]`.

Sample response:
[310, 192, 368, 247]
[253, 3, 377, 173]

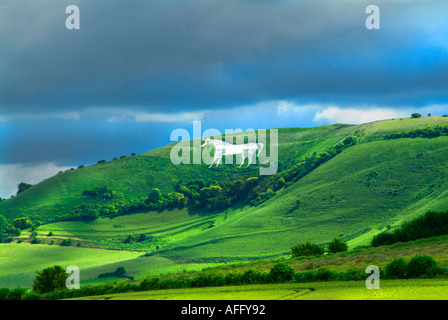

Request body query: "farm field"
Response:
[0, 242, 225, 288]
[0, 243, 139, 288]
[75, 279, 448, 300]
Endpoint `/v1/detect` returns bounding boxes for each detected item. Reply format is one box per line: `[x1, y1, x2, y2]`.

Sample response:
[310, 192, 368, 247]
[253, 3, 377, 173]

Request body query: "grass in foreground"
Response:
[74, 279, 448, 300]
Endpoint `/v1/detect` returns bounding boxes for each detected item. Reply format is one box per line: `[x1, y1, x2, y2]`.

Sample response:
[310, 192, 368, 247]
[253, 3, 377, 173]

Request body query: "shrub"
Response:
[327, 238, 348, 253]
[407, 255, 437, 278]
[146, 188, 162, 204]
[22, 292, 41, 300]
[315, 268, 335, 281]
[82, 185, 114, 200]
[81, 208, 99, 220]
[224, 272, 241, 286]
[269, 263, 295, 282]
[273, 178, 285, 191]
[139, 277, 160, 290]
[17, 182, 33, 195]
[13, 217, 33, 230]
[385, 257, 408, 279]
[0, 288, 11, 300]
[32, 266, 68, 294]
[137, 234, 147, 242]
[338, 269, 365, 281]
[241, 269, 264, 284]
[291, 241, 324, 257]
[411, 113, 421, 118]
[30, 235, 41, 244]
[98, 267, 131, 280]
[60, 238, 72, 246]
[123, 235, 133, 244]
[5, 287, 26, 300]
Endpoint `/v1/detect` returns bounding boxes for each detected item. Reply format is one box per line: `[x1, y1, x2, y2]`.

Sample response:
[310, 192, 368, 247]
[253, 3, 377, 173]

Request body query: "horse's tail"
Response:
[257, 143, 264, 156]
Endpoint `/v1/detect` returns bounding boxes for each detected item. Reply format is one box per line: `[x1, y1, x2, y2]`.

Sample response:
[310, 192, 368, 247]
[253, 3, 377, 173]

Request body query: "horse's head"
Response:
[201, 138, 212, 147]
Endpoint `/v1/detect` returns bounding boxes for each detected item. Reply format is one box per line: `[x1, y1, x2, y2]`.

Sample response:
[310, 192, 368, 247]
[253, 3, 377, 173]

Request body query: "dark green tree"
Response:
[81, 208, 99, 220]
[146, 188, 162, 204]
[407, 255, 437, 278]
[269, 263, 295, 282]
[273, 178, 285, 191]
[137, 234, 147, 242]
[0, 215, 9, 233]
[327, 237, 348, 253]
[5, 287, 26, 300]
[60, 238, 72, 246]
[385, 257, 407, 279]
[123, 235, 133, 244]
[32, 265, 68, 294]
[17, 182, 33, 195]
[291, 241, 324, 257]
[13, 217, 33, 230]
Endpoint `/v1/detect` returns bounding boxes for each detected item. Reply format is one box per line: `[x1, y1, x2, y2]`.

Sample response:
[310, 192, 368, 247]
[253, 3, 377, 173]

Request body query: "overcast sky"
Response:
[0, 0, 447, 197]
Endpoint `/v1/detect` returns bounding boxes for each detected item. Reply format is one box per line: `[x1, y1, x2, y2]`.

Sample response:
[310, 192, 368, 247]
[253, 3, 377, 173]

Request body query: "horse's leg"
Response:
[209, 157, 217, 168]
[246, 152, 254, 167]
[239, 151, 247, 167]
[216, 156, 222, 166]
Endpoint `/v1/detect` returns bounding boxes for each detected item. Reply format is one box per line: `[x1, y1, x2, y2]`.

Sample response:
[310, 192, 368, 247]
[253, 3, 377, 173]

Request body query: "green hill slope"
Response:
[2, 117, 448, 264]
[0, 123, 352, 221]
[162, 135, 448, 261]
[2, 116, 448, 288]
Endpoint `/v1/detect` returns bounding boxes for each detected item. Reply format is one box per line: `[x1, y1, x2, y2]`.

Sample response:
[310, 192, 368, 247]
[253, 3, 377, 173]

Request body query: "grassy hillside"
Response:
[2, 116, 448, 290]
[0, 124, 351, 221]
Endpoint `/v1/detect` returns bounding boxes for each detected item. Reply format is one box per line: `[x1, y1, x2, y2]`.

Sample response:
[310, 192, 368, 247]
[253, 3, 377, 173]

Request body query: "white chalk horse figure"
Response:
[201, 138, 264, 168]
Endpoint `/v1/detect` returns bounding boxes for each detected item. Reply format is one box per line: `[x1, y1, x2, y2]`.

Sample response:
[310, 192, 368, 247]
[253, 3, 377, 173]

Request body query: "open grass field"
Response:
[75, 279, 448, 300]
[0, 243, 140, 288]
[0, 242, 225, 288]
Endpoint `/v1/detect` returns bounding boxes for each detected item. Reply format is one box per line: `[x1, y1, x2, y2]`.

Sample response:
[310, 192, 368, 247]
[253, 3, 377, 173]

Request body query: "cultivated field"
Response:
[75, 279, 448, 300]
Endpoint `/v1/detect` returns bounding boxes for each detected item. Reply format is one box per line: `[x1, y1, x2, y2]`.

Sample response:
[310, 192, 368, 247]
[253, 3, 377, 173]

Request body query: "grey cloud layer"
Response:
[1, 0, 447, 114]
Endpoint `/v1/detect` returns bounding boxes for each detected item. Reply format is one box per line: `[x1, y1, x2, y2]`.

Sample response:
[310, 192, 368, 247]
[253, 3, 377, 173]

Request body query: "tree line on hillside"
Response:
[371, 210, 448, 247]
[383, 125, 448, 140]
[290, 237, 348, 257]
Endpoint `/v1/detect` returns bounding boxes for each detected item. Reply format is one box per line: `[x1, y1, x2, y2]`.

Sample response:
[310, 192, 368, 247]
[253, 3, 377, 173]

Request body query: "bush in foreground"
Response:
[385, 257, 408, 279]
[269, 263, 295, 282]
[327, 237, 348, 253]
[407, 255, 437, 278]
[32, 265, 68, 294]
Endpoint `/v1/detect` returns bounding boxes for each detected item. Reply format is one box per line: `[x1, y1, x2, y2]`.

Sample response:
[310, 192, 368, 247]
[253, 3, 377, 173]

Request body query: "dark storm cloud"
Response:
[1, 0, 447, 114]
[1, 0, 448, 198]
